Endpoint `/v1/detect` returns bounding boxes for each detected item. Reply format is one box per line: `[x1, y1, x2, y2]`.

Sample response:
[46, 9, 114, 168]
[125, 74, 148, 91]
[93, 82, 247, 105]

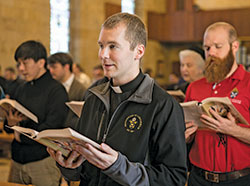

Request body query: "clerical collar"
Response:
[110, 71, 144, 93]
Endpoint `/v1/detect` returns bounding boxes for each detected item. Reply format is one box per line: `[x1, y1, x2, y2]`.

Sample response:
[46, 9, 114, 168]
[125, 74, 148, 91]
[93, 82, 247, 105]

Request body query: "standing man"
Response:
[185, 22, 250, 185]
[4, 40, 68, 186]
[48, 13, 187, 186]
[47, 52, 86, 128]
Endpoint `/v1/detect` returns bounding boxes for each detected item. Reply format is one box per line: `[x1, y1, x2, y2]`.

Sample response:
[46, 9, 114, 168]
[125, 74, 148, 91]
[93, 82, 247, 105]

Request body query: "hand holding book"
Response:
[3, 108, 27, 127]
[9, 126, 101, 157]
[47, 146, 85, 169]
[185, 121, 198, 143]
[0, 98, 38, 123]
[180, 97, 249, 128]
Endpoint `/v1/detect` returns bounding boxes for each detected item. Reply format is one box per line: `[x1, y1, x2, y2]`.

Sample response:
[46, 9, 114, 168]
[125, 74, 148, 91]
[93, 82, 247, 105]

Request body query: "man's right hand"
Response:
[4, 109, 24, 126]
[185, 121, 198, 143]
[47, 147, 85, 169]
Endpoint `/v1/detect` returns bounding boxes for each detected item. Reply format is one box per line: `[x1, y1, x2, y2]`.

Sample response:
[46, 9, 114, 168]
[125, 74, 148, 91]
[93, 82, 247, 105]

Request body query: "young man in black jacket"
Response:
[4, 40, 68, 186]
[48, 13, 187, 186]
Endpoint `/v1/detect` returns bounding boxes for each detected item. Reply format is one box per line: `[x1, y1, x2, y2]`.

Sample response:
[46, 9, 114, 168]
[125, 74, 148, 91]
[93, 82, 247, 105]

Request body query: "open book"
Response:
[167, 90, 185, 102]
[65, 101, 85, 118]
[0, 98, 38, 123]
[180, 97, 249, 127]
[9, 126, 100, 157]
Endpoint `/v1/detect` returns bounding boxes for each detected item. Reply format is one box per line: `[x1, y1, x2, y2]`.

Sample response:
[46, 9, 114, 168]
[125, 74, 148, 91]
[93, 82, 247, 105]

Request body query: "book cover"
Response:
[9, 126, 101, 157]
[65, 101, 85, 118]
[167, 90, 186, 102]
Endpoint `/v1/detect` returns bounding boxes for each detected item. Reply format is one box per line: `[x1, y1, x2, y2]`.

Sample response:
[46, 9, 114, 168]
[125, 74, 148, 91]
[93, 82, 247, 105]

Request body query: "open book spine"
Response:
[37, 138, 71, 157]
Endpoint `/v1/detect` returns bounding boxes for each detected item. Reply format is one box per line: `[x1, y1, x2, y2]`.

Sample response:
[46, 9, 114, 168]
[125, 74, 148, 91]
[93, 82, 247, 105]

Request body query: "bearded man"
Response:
[185, 22, 250, 186]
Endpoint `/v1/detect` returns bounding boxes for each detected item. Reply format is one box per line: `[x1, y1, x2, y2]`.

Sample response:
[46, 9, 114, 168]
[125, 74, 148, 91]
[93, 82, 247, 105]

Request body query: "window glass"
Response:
[121, 0, 135, 13]
[50, 0, 70, 54]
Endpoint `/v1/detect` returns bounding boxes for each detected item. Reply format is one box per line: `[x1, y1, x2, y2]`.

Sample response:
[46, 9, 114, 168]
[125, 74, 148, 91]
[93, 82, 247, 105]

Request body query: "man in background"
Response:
[185, 22, 250, 185]
[92, 64, 104, 84]
[0, 65, 6, 94]
[4, 40, 68, 186]
[48, 52, 86, 128]
[4, 66, 24, 98]
[166, 72, 182, 90]
[72, 63, 91, 89]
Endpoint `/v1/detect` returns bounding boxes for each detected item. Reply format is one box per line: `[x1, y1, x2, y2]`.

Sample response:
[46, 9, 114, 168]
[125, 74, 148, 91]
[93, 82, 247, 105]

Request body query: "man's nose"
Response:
[99, 48, 109, 59]
[207, 46, 217, 57]
[181, 65, 187, 72]
[18, 62, 25, 71]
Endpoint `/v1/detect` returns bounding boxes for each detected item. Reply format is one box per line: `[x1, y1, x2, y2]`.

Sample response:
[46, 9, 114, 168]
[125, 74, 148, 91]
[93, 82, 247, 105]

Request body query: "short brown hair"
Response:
[204, 22, 238, 43]
[48, 52, 73, 72]
[102, 12, 147, 50]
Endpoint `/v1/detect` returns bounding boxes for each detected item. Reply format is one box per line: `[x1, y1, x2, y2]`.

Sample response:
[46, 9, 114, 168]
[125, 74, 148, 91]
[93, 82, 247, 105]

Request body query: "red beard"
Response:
[204, 48, 234, 83]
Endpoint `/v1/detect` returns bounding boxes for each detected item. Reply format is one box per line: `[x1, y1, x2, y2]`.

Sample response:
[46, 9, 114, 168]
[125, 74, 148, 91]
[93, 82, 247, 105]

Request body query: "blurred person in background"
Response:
[72, 63, 91, 89]
[0, 65, 6, 93]
[166, 72, 182, 90]
[178, 46, 205, 93]
[48, 52, 86, 129]
[92, 64, 104, 84]
[4, 66, 25, 98]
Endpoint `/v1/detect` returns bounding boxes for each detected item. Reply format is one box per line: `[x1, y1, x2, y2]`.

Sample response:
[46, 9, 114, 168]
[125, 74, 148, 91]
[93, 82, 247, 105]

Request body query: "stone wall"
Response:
[141, 0, 168, 83]
[70, 0, 121, 77]
[0, 0, 50, 72]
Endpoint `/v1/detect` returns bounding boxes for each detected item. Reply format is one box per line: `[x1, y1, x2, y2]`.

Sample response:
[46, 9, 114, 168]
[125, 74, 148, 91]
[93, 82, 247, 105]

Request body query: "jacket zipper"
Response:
[97, 110, 106, 141]
[101, 100, 128, 143]
[96, 100, 128, 186]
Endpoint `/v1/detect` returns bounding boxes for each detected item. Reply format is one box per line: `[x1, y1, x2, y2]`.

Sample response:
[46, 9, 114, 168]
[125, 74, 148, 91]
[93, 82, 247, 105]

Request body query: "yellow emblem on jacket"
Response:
[124, 114, 142, 133]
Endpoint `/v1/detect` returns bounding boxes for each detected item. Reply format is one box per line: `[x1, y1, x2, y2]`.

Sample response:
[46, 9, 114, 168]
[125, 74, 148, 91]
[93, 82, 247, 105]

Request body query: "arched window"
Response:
[50, 0, 70, 54]
[121, 0, 135, 14]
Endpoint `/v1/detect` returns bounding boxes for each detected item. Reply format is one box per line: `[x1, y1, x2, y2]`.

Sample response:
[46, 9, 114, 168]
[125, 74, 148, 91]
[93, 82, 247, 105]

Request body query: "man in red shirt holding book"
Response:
[185, 22, 250, 185]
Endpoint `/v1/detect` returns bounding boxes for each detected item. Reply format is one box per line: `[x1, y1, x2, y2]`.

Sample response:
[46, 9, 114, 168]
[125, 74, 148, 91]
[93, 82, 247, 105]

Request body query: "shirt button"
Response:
[214, 90, 218, 94]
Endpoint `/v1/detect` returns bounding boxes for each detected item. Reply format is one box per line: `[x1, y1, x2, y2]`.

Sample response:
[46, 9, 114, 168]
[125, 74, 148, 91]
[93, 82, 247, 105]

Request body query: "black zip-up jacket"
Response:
[59, 74, 187, 186]
[5, 71, 68, 164]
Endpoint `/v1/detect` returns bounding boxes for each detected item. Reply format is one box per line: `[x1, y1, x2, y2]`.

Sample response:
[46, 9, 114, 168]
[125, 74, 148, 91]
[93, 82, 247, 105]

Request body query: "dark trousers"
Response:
[188, 167, 250, 186]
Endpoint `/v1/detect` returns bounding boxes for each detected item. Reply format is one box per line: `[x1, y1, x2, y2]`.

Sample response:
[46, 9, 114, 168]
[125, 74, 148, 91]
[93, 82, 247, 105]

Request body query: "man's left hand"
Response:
[200, 108, 239, 135]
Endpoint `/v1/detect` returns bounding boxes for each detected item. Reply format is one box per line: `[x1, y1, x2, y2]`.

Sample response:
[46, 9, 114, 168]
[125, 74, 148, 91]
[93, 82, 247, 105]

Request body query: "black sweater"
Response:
[5, 71, 68, 164]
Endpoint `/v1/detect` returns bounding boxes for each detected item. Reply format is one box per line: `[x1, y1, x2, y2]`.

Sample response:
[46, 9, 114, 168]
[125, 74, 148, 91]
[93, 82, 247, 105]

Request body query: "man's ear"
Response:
[64, 64, 70, 71]
[38, 59, 46, 68]
[134, 44, 145, 60]
[231, 40, 239, 53]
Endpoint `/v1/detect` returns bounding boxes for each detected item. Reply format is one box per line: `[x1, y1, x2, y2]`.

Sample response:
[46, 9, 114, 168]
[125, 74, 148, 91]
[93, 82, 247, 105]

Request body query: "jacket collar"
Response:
[90, 74, 154, 104]
[27, 70, 51, 86]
